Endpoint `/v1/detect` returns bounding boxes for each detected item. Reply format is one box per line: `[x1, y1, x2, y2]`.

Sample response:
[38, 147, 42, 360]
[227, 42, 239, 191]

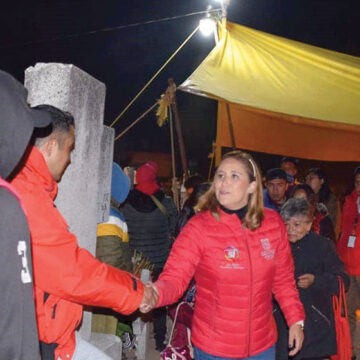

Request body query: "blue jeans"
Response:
[194, 345, 275, 360]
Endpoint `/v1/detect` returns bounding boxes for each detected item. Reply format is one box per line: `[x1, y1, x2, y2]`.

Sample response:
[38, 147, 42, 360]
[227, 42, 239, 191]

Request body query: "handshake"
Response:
[139, 282, 159, 313]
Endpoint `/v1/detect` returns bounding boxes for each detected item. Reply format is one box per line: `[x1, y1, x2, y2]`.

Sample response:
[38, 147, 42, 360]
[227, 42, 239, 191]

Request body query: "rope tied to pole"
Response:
[110, 25, 199, 129]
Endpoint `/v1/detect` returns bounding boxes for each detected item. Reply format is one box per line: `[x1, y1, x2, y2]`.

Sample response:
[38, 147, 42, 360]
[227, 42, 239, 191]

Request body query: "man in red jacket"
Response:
[337, 166, 360, 359]
[11, 105, 157, 360]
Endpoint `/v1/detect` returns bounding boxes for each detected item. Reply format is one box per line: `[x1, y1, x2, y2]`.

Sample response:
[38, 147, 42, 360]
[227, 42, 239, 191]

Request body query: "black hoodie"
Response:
[0, 70, 51, 360]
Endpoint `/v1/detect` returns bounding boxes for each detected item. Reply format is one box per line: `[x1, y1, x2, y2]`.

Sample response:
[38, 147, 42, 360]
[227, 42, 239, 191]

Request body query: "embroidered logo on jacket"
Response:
[220, 246, 244, 269]
[260, 238, 275, 260]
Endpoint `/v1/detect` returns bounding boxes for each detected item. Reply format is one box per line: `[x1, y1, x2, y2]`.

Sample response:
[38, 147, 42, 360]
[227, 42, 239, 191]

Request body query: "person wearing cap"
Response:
[122, 161, 178, 351]
[337, 166, 360, 359]
[264, 168, 288, 212]
[0, 69, 52, 360]
[11, 105, 158, 360]
[92, 162, 133, 344]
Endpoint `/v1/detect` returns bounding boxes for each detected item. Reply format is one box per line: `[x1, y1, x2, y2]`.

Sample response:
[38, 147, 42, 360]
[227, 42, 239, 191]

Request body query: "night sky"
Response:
[1, 0, 359, 179]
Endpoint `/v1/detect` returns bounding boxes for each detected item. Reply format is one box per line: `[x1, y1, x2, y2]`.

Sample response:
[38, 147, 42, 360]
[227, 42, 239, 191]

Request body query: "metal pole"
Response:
[168, 78, 189, 180]
[225, 103, 236, 149]
[169, 106, 180, 211]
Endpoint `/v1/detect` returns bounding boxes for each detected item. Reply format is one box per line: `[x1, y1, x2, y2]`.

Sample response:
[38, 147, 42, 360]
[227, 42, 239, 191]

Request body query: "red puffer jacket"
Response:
[11, 147, 144, 360]
[156, 208, 304, 358]
[337, 190, 360, 275]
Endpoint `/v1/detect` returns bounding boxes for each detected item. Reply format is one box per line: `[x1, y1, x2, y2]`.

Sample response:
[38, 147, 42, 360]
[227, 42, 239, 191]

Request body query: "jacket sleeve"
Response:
[311, 237, 350, 294]
[0, 189, 40, 360]
[337, 194, 356, 253]
[174, 207, 192, 238]
[155, 217, 203, 307]
[24, 191, 143, 315]
[320, 216, 335, 243]
[163, 196, 179, 239]
[272, 215, 305, 327]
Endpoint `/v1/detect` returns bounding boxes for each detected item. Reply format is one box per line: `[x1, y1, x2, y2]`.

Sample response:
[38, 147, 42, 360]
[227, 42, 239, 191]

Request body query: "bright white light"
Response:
[199, 18, 216, 36]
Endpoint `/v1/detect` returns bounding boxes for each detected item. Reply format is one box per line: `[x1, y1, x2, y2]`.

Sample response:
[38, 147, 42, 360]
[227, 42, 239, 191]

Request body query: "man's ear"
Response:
[40, 137, 57, 159]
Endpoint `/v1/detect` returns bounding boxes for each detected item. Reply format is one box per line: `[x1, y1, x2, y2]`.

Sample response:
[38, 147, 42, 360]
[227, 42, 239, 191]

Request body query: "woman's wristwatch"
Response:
[295, 320, 305, 330]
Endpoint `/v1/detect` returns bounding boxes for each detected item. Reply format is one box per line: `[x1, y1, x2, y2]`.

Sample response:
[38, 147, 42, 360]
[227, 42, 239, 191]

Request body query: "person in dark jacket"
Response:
[175, 182, 211, 237]
[275, 198, 349, 360]
[0, 69, 52, 360]
[92, 162, 133, 337]
[122, 161, 178, 351]
[306, 167, 339, 231]
[290, 183, 335, 242]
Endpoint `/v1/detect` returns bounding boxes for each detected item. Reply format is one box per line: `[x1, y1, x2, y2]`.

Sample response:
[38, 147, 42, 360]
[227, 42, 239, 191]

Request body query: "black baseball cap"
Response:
[0, 70, 52, 178]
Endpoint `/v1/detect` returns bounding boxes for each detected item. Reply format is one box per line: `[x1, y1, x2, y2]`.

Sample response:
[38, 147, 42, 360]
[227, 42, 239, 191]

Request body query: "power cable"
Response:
[110, 24, 199, 128]
[0, 9, 221, 49]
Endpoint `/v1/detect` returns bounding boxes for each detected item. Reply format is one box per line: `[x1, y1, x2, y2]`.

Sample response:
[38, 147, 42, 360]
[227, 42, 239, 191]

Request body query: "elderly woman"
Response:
[274, 198, 349, 360]
[149, 151, 305, 360]
[290, 184, 335, 242]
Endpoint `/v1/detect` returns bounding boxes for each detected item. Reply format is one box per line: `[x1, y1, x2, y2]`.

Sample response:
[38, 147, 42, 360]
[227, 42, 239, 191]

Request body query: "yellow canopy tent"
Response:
[179, 21, 360, 164]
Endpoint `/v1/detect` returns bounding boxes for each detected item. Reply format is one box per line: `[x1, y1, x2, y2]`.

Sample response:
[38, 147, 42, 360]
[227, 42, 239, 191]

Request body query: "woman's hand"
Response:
[139, 282, 159, 313]
[297, 273, 315, 289]
[288, 323, 304, 356]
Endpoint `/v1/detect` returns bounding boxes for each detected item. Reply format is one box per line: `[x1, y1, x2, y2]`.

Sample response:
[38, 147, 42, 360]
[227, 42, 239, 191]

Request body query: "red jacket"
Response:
[337, 190, 360, 275]
[156, 208, 304, 358]
[11, 147, 144, 360]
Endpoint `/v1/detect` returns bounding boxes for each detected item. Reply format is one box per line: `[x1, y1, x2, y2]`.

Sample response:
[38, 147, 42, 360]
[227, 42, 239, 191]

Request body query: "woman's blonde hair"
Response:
[195, 150, 264, 230]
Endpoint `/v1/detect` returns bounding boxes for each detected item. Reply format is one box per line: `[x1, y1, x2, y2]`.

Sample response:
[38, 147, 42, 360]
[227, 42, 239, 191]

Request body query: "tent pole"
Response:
[169, 106, 180, 211]
[168, 78, 189, 180]
[208, 142, 216, 181]
[215, 102, 223, 166]
[226, 103, 236, 149]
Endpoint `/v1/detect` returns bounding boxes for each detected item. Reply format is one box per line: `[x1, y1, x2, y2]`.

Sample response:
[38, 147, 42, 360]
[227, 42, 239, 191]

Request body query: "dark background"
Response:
[0, 0, 359, 193]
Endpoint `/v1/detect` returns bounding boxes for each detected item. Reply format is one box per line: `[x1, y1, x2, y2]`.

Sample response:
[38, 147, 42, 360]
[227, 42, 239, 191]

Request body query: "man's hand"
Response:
[139, 282, 159, 313]
[288, 323, 304, 356]
[297, 273, 315, 289]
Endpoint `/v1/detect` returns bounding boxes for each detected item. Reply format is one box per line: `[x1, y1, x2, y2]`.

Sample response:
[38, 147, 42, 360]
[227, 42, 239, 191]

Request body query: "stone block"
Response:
[132, 269, 151, 359]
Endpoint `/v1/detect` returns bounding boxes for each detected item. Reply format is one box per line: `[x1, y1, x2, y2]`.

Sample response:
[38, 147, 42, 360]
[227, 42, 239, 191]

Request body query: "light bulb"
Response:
[199, 18, 216, 37]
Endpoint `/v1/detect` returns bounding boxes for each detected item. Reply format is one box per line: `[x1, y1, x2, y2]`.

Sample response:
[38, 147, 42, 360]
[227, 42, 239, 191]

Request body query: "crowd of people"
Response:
[1, 68, 360, 360]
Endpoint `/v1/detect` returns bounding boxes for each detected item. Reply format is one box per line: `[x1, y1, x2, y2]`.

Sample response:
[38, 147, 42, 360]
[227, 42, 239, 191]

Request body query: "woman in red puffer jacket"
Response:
[151, 151, 305, 360]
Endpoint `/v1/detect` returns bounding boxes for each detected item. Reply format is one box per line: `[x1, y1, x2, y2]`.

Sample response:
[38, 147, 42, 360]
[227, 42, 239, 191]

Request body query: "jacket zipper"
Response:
[242, 227, 253, 357]
[311, 305, 331, 326]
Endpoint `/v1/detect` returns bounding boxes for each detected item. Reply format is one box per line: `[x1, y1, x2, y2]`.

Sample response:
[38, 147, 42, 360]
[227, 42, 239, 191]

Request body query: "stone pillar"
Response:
[133, 269, 151, 360]
[24, 63, 114, 340]
[98, 126, 115, 223]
